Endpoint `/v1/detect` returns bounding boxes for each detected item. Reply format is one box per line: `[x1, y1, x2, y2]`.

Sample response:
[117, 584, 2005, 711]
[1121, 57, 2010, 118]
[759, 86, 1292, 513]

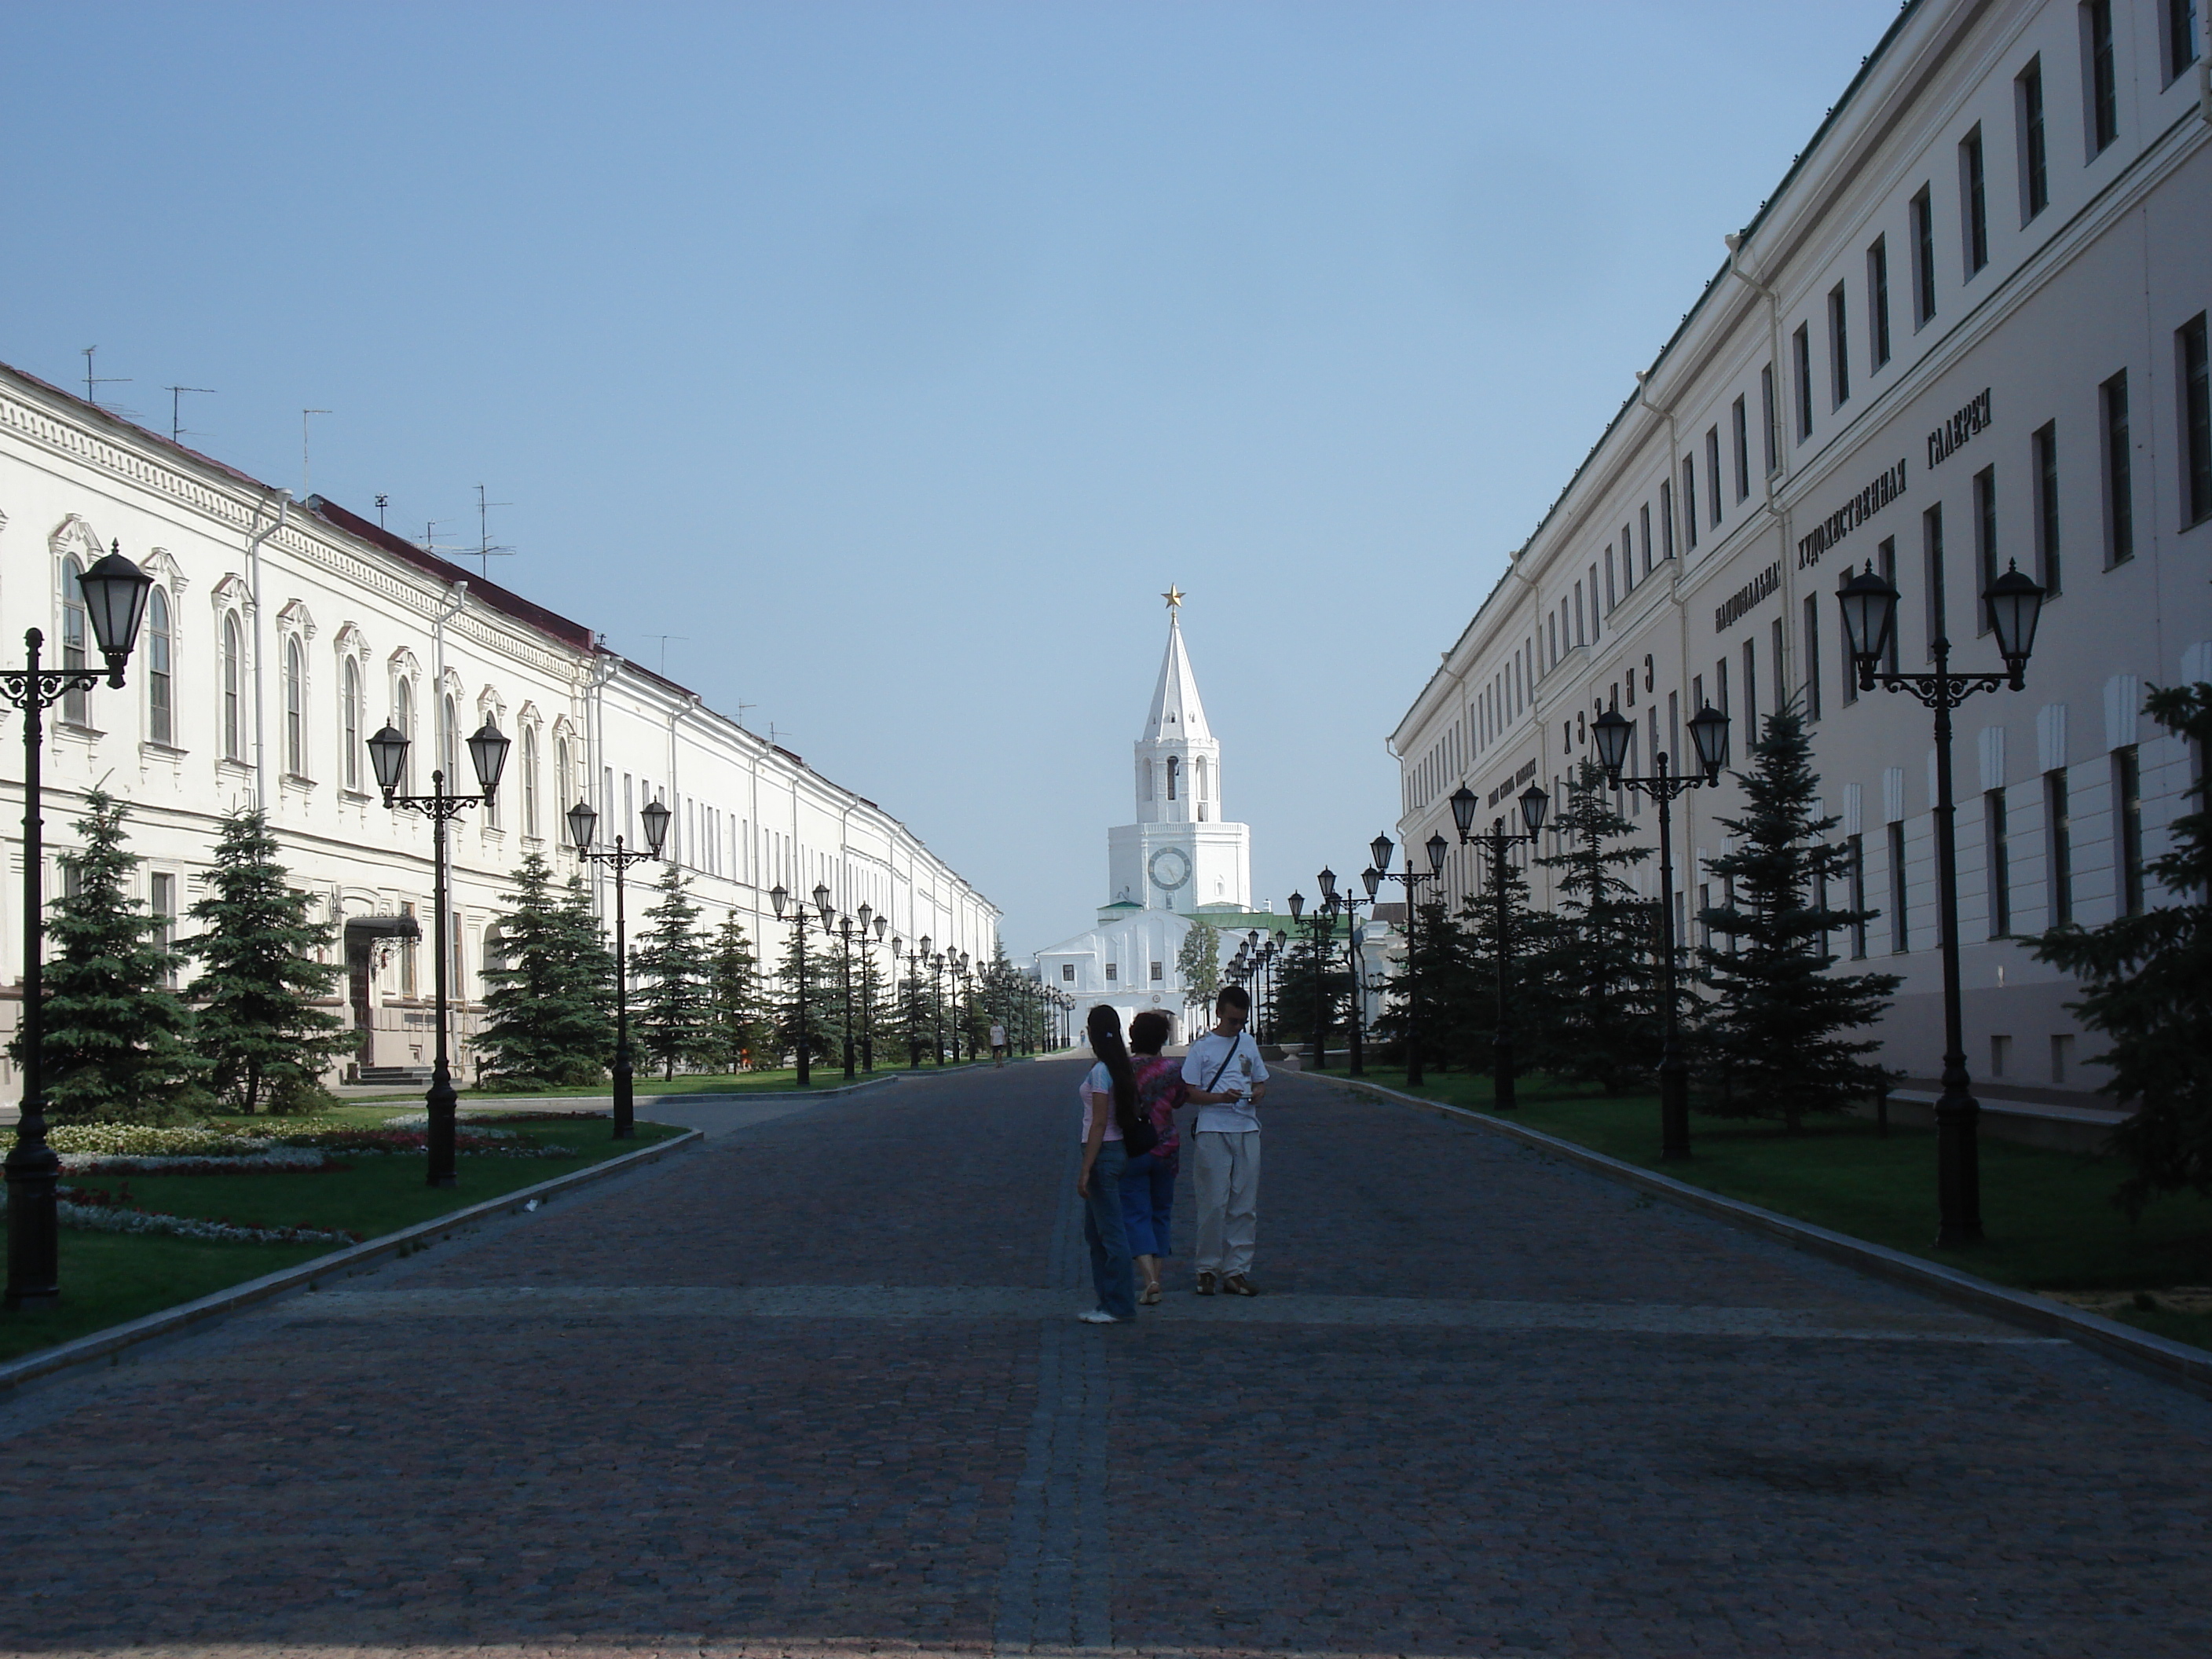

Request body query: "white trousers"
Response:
[1192, 1130, 1262, 1276]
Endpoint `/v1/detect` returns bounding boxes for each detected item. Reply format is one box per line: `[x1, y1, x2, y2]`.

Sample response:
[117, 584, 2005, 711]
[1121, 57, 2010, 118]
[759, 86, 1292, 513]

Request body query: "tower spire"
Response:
[1144, 602, 1211, 743]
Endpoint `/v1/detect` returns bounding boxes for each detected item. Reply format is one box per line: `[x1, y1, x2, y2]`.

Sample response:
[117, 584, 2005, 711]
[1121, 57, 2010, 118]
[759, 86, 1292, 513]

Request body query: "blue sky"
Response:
[1, 1, 1900, 954]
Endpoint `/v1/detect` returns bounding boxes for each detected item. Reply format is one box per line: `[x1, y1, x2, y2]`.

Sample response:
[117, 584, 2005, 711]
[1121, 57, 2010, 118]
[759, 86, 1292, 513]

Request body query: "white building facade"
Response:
[1390, 0, 2210, 1099]
[0, 360, 998, 1089]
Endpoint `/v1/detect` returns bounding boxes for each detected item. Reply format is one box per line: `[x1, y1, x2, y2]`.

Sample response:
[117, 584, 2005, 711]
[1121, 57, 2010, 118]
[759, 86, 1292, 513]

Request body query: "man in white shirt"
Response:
[989, 1022, 1009, 1067]
[1181, 985, 1269, 1296]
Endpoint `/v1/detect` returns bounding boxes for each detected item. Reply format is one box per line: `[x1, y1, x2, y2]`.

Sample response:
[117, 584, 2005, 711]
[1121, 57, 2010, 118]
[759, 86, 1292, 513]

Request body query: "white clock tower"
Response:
[1106, 589, 1251, 913]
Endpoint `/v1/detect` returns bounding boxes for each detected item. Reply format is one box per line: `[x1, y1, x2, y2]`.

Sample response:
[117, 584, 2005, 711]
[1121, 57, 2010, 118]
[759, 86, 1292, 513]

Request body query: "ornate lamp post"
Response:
[368, 712, 511, 1185]
[1836, 558, 2045, 1245]
[1448, 782, 1549, 1111]
[930, 950, 949, 1065]
[1372, 831, 1448, 1086]
[957, 950, 975, 1060]
[855, 906, 884, 1072]
[1592, 699, 1732, 1161]
[767, 881, 822, 1087]
[1285, 889, 1333, 1069]
[566, 794, 672, 1140]
[833, 911, 858, 1080]
[4, 544, 154, 1309]
[1320, 866, 1375, 1077]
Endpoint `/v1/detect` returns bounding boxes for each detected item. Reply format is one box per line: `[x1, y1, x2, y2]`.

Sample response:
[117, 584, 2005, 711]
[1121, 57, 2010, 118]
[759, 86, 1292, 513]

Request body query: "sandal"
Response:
[1139, 1283, 1161, 1306]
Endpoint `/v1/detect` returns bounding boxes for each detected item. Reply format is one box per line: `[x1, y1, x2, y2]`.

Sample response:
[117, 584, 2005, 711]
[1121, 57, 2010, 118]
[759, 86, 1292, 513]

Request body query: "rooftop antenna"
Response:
[650, 635, 689, 675]
[736, 701, 757, 731]
[472, 484, 516, 580]
[164, 385, 215, 444]
[374, 493, 389, 527]
[302, 408, 331, 498]
[80, 346, 132, 414]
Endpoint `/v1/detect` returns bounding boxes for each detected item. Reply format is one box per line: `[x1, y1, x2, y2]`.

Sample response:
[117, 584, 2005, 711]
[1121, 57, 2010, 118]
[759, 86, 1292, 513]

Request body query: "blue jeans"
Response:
[1082, 1141, 1137, 1320]
[1119, 1151, 1177, 1258]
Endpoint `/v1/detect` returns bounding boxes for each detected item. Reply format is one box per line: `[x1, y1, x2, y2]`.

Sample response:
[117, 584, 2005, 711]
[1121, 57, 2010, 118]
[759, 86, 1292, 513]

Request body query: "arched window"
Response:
[221, 613, 244, 760]
[283, 638, 306, 776]
[440, 694, 458, 785]
[555, 734, 570, 816]
[522, 726, 540, 838]
[394, 676, 415, 792]
[1195, 756, 1207, 799]
[1166, 755, 1179, 801]
[60, 558, 89, 726]
[146, 588, 174, 745]
[340, 656, 362, 790]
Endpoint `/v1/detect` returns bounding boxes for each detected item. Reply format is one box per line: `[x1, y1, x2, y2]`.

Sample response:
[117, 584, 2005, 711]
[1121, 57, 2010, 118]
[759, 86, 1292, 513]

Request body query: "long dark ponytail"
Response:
[1086, 1004, 1140, 1133]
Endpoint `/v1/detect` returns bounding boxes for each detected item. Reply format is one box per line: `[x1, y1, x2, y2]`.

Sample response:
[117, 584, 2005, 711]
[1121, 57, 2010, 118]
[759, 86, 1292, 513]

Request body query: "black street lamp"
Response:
[1837, 557, 2045, 1245]
[1449, 782, 1550, 1111]
[1592, 698, 1732, 1160]
[369, 712, 512, 1185]
[856, 906, 884, 1072]
[566, 794, 671, 1139]
[1372, 831, 1448, 1086]
[931, 950, 949, 1065]
[1322, 866, 1376, 1077]
[1285, 888, 1335, 1069]
[833, 912, 857, 1080]
[956, 950, 975, 1060]
[768, 881, 823, 1088]
[4, 544, 155, 1309]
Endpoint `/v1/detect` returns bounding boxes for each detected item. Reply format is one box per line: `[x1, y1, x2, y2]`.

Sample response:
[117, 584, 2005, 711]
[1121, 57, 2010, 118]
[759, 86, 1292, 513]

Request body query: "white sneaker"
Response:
[1077, 1309, 1127, 1324]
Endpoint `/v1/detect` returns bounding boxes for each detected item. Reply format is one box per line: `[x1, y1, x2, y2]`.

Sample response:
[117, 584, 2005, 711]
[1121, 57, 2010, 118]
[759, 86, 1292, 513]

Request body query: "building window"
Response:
[1878, 537, 1901, 676]
[2168, 0, 2201, 83]
[1910, 187, 1936, 327]
[1682, 459, 1698, 550]
[1760, 363, 1779, 474]
[1660, 482, 1675, 561]
[2017, 57, 2049, 222]
[1622, 522, 1636, 591]
[340, 657, 362, 790]
[1060, 962, 1075, 983]
[1150, 960, 1163, 982]
[1705, 427, 1723, 526]
[1986, 789, 2011, 936]
[1104, 961, 1118, 982]
[1923, 504, 1947, 657]
[440, 694, 460, 784]
[1640, 503, 1654, 575]
[283, 636, 305, 776]
[2116, 745, 2144, 917]
[555, 734, 571, 815]
[1848, 834, 1868, 959]
[221, 613, 244, 760]
[1973, 467, 1998, 632]
[146, 588, 173, 745]
[401, 900, 419, 998]
[1716, 657, 1730, 720]
[1793, 323, 1814, 441]
[1742, 638, 1757, 738]
[2086, 0, 2119, 156]
[1574, 581, 1586, 646]
[1604, 546, 1617, 611]
[1959, 125, 1988, 277]
[1731, 396, 1749, 501]
[2181, 313, 2210, 526]
[1828, 284, 1850, 406]
[394, 676, 415, 792]
[2033, 422, 2064, 595]
[2101, 369, 2134, 565]
[1803, 594, 1822, 721]
[1867, 236, 1892, 369]
[2045, 767, 2073, 925]
[1888, 820, 1910, 953]
[1166, 755, 1178, 800]
[522, 725, 540, 838]
[150, 871, 178, 987]
[60, 558, 90, 727]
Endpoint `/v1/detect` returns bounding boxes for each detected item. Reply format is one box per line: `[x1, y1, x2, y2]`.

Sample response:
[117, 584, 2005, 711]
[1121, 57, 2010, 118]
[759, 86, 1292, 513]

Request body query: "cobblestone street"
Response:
[2, 1060, 2208, 1657]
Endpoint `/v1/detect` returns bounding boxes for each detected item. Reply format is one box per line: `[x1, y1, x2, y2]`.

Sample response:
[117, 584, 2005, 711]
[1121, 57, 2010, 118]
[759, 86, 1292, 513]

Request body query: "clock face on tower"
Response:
[1148, 846, 1192, 892]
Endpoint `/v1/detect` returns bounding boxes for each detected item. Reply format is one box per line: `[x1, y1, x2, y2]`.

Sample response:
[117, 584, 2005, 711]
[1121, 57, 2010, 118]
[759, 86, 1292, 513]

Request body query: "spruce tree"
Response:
[2032, 682, 2212, 1214]
[1531, 762, 1660, 1093]
[478, 855, 613, 1091]
[773, 921, 842, 1069]
[1434, 845, 1542, 1078]
[1372, 896, 1478, 1073]
[184, 808, 350, 1115]
[632, 862, 710, 1079]
[1270, 927, 1350, 1053]
[1696, 705, 1899, 1131]
[701, 914, 771, 1073]
[12, 790, 209, 1123]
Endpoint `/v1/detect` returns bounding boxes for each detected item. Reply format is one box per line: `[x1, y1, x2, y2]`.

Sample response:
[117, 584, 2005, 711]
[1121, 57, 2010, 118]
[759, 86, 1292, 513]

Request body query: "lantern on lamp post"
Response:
[567, 793, 670, 1137]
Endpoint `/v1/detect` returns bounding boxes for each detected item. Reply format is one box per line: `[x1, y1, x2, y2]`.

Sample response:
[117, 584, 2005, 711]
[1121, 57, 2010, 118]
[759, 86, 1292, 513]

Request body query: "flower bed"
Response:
[1, 1183, 363, 1248]
[1, 1123, 573, 1161]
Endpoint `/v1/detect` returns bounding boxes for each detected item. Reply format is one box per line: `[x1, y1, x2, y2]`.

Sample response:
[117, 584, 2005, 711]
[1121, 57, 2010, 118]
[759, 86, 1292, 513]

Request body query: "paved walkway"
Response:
[2, 1060, 2208, 1657]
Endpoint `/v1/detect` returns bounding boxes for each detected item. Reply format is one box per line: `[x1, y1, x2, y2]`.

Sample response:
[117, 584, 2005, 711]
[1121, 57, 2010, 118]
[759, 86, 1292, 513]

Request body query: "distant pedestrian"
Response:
[1181, 985, 1267, 1296]
[1121, 1009, 1186, 1306]
[990, 1021, 1009, 1066]
[1075, 1004, 1140, 1324]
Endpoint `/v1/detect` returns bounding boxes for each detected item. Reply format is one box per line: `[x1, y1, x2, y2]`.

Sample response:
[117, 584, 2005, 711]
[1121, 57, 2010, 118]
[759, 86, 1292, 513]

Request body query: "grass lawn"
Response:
[1, 1113, 688, 1366]
[1335, 1067, 2212, 1349]
[343, 1064, 967, 1103]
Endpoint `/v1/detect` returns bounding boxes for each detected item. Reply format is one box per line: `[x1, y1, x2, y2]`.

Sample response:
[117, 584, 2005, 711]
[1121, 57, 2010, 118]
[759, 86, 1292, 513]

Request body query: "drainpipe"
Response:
[1724, 231, 1786, 514]
[666, 692, 700, 865]
[244, 489, 291, 811]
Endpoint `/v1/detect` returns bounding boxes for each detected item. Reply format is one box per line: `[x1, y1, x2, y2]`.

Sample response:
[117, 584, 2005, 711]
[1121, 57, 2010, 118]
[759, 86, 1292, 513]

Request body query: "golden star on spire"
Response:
[1162, 584, 1185, 610]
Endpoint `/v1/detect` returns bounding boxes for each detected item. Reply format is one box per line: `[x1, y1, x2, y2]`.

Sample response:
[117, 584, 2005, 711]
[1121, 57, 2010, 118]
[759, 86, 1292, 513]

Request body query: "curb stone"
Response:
[1317, 1072, 2212, 1401]
[0, 1126, 704, 1396]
